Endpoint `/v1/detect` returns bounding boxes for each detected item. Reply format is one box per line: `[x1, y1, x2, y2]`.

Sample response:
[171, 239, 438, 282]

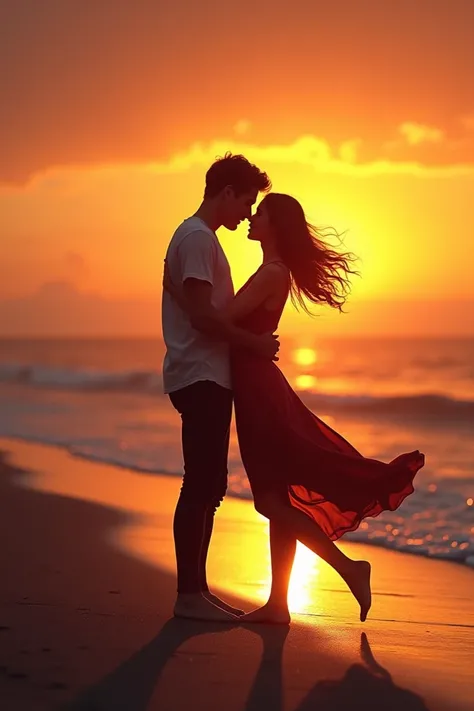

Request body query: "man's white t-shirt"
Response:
[162, 217, 234, 394]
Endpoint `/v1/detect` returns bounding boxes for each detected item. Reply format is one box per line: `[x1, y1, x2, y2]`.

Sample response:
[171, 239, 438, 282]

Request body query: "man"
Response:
[162, 153, 279, 621]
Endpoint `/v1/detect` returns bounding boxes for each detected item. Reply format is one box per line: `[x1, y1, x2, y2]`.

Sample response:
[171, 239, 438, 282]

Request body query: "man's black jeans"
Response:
[169, 380, 233, 594]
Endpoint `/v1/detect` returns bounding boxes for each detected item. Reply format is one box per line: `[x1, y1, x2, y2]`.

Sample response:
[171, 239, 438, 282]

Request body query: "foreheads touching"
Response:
[204, 153, 271, 231]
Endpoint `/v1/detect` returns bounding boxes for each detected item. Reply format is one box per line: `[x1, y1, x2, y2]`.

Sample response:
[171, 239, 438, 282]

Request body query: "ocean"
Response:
[0, 336, 473, 566]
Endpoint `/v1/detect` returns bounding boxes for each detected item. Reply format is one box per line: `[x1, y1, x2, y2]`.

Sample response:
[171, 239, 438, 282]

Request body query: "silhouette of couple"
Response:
[161, 153, 425, 624]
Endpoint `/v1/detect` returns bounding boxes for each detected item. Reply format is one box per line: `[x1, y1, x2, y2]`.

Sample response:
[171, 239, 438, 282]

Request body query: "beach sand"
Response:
[0, 438, 473, 710]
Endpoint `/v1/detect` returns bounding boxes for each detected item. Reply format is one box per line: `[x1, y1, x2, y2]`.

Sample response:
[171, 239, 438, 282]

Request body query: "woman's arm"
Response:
[162, 260, 280, 359]
[222, 263, 289, 322]
[163, 260, 288, 322]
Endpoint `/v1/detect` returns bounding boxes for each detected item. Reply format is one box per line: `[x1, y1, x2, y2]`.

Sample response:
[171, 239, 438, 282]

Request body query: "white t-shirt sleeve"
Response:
[178, 230, 216, 285]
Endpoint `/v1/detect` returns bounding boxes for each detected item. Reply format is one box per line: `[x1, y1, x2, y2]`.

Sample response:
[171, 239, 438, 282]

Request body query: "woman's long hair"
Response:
[263, 193, 358, 313]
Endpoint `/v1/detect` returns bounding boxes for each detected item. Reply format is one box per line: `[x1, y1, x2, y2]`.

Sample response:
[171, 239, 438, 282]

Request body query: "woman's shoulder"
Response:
[258, 261, 290, 285]
[255, 261, 290, 309]
[259, 260, 289, 275]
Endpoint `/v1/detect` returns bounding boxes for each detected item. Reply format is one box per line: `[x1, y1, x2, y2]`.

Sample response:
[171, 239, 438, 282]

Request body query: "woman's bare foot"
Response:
[174, 593, 239, 622]
[204, 592, 245, 616]
[240, 602, 291, 625]
[344, 560, 372, 622]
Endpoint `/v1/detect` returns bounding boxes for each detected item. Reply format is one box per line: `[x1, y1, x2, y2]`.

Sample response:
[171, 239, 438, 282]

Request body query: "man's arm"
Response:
[183, 278, 279, 360]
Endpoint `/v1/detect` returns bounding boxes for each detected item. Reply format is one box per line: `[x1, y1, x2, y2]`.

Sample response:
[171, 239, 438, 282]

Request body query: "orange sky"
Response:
[1, 0, 473, 336]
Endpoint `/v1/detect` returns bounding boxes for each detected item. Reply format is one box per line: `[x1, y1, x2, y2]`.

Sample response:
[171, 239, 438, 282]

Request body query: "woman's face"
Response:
[247, 200, 272, 243]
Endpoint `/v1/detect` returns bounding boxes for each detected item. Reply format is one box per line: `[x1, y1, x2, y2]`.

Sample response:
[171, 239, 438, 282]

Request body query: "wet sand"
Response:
[0, 438, 473, 710]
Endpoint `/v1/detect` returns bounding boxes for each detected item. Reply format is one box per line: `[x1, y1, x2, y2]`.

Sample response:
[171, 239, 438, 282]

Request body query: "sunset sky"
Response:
[1, 0, 473, 336]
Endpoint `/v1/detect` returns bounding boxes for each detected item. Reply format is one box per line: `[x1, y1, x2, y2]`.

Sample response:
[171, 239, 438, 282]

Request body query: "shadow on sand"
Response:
[245, 627, 429, 711]
[65, 619, 430, 711]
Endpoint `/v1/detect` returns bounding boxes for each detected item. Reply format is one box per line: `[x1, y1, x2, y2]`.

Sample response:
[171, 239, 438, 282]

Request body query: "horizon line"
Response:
[0, 333, 473, 341]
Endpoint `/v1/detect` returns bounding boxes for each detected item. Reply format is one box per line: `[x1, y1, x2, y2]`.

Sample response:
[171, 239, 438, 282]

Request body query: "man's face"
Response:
[220, 187, 258, 231]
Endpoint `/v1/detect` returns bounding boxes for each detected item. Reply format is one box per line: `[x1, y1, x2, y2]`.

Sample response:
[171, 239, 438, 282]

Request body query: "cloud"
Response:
[338, 139, 362, 164]
[0, 282, 160, 336]
[1, 130, 473, 321]
[2, 134, 474, 204]
[382, 119, 474, 162]
[1, 1, 473, 183]
[233, 120, 251, 136]
[398, 122, 445, 146]
[146, 136, 474, 179]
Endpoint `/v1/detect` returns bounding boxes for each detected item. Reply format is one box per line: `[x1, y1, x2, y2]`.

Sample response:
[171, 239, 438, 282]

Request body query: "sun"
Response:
[288, 542, 322, 612]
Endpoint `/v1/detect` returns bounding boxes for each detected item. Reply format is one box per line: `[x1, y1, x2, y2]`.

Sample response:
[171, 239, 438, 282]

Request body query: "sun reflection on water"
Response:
[293, 347, 318, 366]
[295, 374, 317, 390]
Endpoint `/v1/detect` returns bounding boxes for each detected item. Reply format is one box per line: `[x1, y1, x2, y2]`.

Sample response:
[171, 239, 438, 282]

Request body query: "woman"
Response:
[165, 193, 424, 623]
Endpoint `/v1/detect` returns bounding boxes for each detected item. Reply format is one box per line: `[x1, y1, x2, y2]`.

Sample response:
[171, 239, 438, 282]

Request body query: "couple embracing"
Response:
[161, 153, 424, 625]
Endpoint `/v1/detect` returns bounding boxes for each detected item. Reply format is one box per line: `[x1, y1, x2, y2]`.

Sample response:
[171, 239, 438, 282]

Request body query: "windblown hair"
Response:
[204, 152, 271, 199]
[263, 193, 358, 313]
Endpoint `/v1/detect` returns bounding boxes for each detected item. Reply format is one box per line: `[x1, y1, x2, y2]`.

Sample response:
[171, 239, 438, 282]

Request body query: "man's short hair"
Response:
[204, 152, 271, 199]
